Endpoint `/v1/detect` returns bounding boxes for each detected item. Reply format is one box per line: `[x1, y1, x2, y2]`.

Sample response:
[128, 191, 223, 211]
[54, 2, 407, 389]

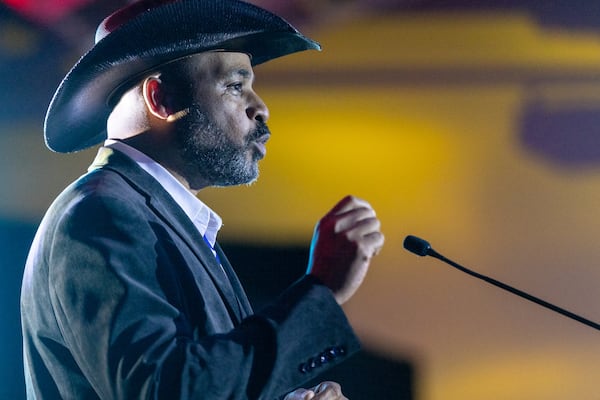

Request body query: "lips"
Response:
[252, 134, 270, 158]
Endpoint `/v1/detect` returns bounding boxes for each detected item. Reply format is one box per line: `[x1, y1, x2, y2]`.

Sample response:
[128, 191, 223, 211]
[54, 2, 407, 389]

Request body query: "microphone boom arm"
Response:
[404, 235, 600, 332]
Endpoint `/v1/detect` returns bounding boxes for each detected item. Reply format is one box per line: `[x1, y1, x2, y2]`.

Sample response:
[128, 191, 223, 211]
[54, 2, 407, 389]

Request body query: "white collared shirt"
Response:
[104, 139, 222, 249]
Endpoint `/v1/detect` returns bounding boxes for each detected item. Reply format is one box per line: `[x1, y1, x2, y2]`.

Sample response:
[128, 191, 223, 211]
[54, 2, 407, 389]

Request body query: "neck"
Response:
[118, 134, 210, 194]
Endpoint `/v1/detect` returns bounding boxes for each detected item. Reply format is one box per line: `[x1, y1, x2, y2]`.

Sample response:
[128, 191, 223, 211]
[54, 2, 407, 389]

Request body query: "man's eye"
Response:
[227, 83, 243, 93]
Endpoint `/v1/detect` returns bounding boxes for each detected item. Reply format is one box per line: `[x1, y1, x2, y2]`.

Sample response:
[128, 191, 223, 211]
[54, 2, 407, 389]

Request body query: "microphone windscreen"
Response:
[403, 235, 431, 257]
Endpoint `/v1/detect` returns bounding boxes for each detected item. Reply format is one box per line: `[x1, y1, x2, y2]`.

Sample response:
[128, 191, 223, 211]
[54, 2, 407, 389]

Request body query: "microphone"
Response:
[166, 107, 190, 122]
[403, 235, 600, 331]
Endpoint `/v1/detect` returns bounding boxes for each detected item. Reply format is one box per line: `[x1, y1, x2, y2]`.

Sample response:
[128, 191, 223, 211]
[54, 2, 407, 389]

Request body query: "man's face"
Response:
[171, 52, 271, 187]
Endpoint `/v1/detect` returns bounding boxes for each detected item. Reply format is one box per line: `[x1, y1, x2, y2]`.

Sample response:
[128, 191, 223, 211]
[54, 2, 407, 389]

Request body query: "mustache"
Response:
[247, 121, 271, 143]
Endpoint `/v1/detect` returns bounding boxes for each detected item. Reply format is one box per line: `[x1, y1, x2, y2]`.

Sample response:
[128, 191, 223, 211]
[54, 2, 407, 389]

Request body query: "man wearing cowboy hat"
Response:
[21, 0, 384, 399]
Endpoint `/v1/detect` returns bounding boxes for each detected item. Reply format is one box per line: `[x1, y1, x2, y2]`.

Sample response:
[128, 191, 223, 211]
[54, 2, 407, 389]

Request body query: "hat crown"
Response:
[95, 0, 178, 43]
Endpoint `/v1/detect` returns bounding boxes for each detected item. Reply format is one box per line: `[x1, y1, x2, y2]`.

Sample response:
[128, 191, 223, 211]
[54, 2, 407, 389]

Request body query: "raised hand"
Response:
[307, 195, 384, 304]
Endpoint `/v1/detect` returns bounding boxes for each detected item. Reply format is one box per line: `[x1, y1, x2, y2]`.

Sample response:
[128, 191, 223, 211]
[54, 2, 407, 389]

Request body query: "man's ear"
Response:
[143, 76, 171, 120]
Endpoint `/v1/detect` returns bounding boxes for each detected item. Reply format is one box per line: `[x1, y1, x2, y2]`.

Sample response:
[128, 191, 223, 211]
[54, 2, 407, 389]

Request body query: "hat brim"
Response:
[44, 0, 320, 153]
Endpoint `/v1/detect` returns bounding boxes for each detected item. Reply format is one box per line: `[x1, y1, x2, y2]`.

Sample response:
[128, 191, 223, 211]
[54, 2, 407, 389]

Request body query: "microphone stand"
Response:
[404, 235, 600, 332]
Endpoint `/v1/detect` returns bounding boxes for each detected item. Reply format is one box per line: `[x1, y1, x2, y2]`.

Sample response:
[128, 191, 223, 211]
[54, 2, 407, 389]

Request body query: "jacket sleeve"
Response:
[46, 191, 359, 400]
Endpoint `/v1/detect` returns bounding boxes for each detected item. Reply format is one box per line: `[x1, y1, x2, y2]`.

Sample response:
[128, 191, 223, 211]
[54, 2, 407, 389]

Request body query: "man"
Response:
[21, 0, 384, 399]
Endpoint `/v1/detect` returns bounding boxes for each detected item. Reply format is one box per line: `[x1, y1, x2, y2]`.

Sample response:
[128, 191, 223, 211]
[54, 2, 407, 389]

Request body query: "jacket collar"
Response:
[89, 146, 249, 323]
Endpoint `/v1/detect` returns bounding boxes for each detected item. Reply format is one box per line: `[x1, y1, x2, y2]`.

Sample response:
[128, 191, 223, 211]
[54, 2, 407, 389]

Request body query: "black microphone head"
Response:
[403, 235, 432, 257]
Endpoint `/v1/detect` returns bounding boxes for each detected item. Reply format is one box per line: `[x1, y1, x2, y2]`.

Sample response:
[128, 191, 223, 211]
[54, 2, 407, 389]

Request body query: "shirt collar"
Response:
[104, 139, 222, 246]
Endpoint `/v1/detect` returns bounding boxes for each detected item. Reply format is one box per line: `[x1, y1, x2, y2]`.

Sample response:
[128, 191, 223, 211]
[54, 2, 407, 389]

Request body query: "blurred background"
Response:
[2, 0, 600, 399]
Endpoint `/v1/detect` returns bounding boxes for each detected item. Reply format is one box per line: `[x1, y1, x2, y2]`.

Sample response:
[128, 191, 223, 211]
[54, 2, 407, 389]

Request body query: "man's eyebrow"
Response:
[224, 68, 253, 80]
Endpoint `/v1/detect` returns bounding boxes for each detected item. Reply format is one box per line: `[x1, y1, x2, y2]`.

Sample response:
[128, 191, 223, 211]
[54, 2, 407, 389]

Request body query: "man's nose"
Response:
[246, 92, 269, 123]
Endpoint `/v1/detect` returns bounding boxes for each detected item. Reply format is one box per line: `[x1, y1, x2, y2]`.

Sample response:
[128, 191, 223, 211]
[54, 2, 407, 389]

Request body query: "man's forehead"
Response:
[185, 51, 254, 78]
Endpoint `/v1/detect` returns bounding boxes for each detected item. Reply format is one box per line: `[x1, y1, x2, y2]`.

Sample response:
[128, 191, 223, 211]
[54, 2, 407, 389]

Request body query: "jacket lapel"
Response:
[89, 147, 244, 325]
[215, 243, 253, 318]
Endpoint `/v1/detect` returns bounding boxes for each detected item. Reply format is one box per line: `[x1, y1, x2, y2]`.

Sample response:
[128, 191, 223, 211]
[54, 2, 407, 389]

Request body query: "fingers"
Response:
[326, 194, 372, 217]
[324, 195, 377, 234]
[364, 230, 385, 257]
[284, 382, 348, 400]
[311, 381, 348, 399]
[333, 205, 378, 234]
[283, 388, 315, 400]
[326, 195, 384, 257]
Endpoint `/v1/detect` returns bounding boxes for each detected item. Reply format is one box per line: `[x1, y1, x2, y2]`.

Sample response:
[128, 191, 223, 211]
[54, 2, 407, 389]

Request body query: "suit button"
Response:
[299, 363, 309, 373]
[327, 347, 337, 358]
[327, 346, 346, 359]
[319, 354, 329, 364]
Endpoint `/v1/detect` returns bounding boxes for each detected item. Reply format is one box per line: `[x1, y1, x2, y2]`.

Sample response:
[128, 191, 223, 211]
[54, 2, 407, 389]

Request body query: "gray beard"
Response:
[175, 103, 270, 187]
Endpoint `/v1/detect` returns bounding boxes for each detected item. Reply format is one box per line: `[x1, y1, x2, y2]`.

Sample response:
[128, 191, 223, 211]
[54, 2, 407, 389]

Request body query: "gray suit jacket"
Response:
[21, 147, 359, 399]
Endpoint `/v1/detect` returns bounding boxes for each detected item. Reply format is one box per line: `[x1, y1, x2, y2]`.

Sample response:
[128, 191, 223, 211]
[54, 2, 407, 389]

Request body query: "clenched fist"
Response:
[307, 195, 384, 304]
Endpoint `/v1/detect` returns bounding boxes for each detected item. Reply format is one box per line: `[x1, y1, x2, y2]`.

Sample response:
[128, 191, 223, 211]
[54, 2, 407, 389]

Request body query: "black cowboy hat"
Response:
[44, 0, 320, 153]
